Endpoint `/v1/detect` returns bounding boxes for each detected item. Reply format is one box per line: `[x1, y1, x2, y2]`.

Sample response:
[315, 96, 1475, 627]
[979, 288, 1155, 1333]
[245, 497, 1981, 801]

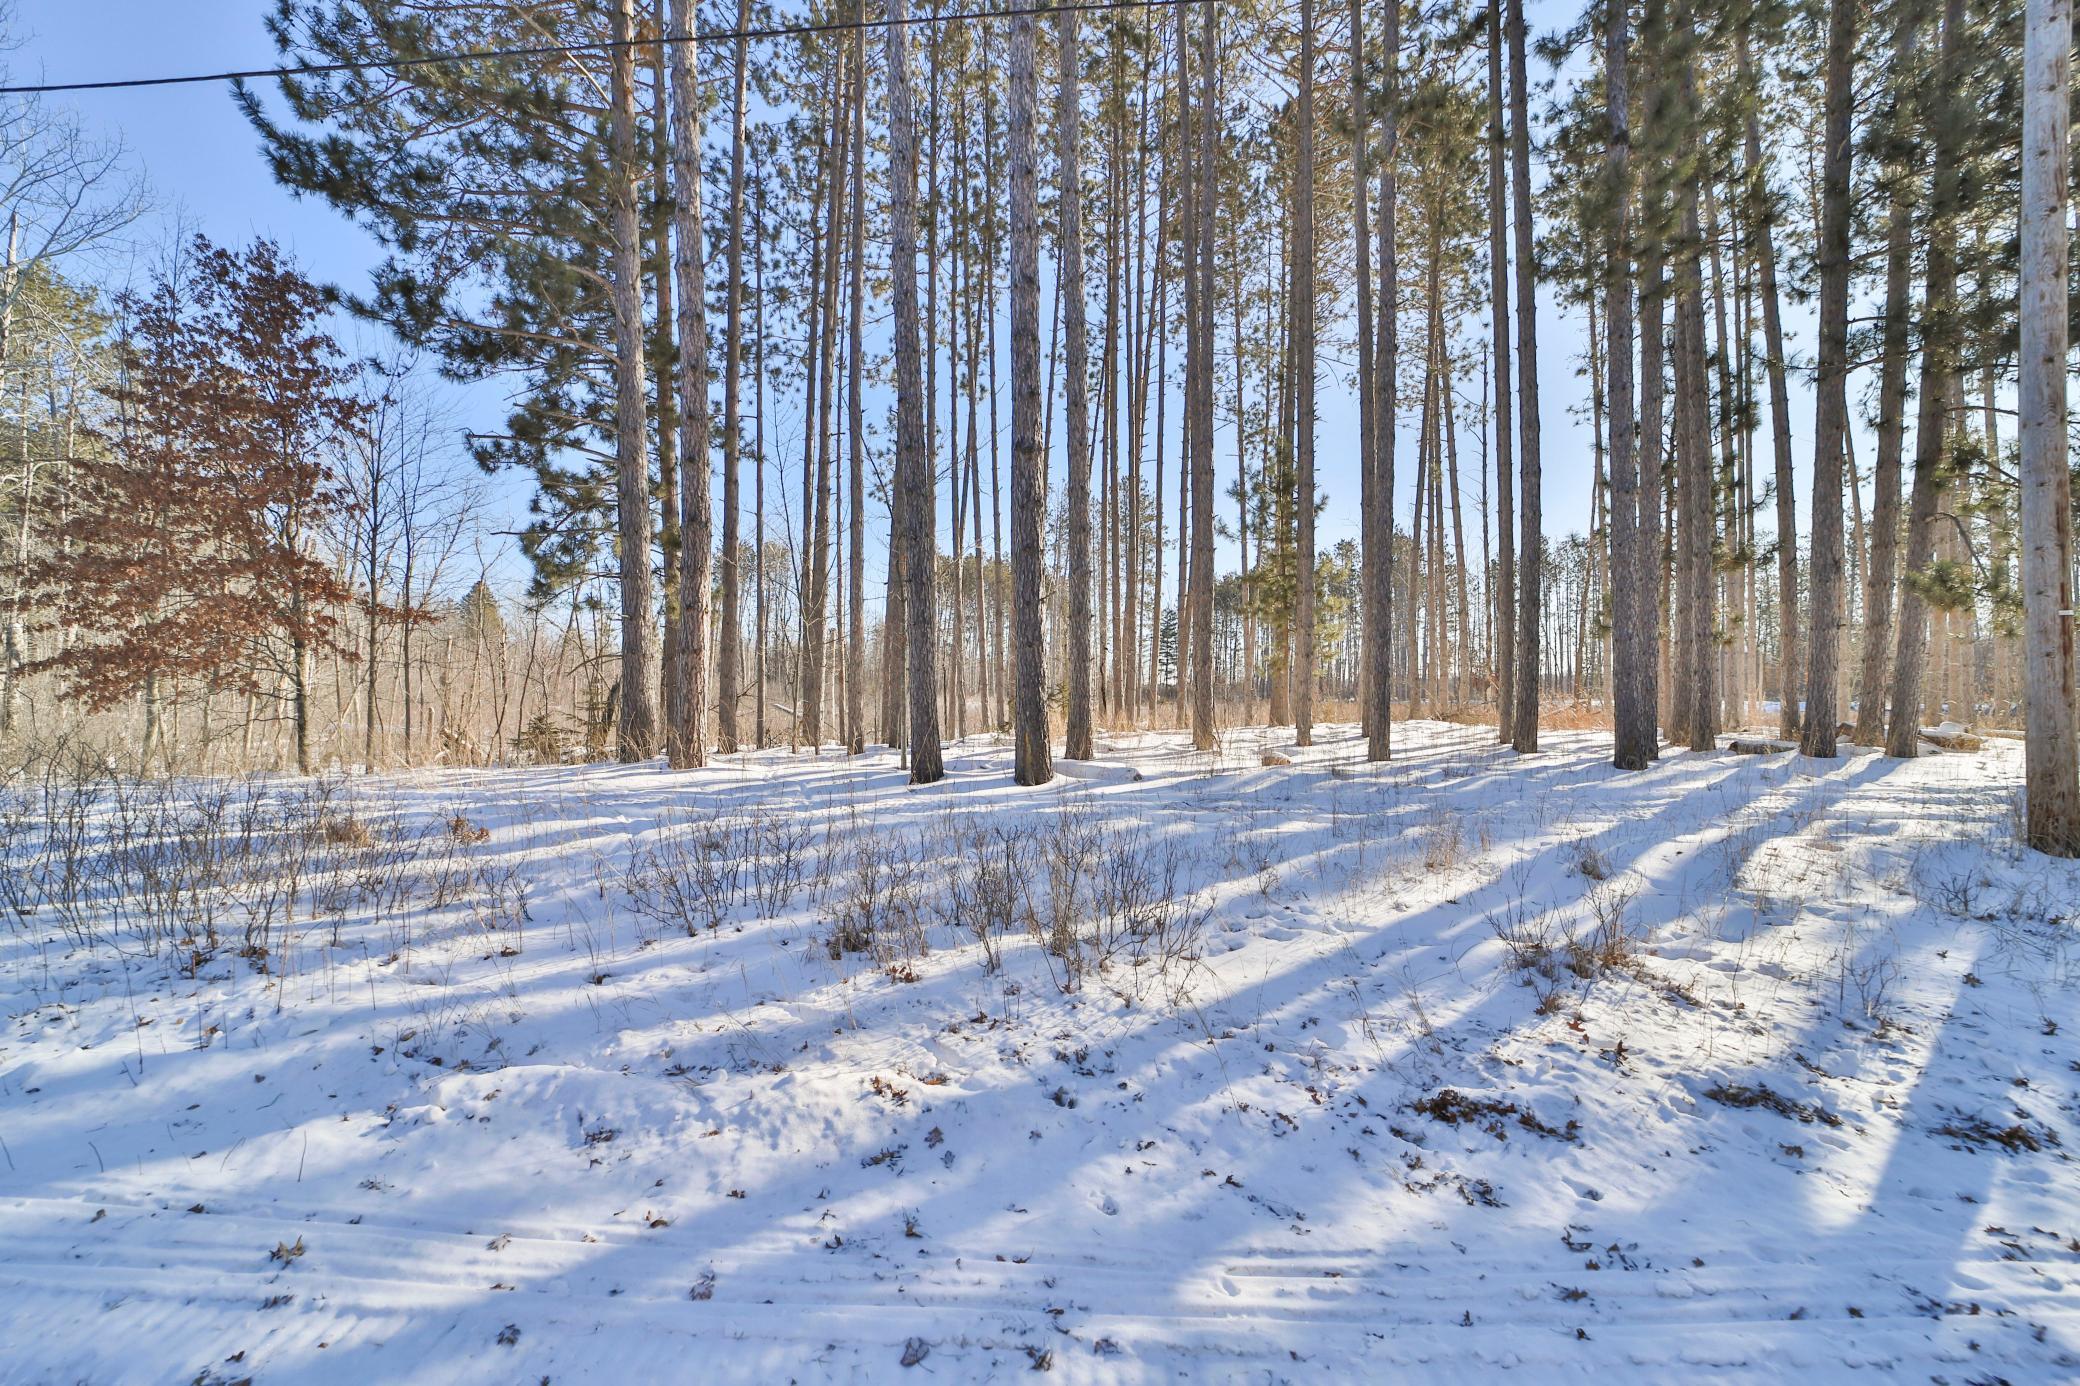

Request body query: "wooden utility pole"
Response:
[2020, 0, 2080, 853]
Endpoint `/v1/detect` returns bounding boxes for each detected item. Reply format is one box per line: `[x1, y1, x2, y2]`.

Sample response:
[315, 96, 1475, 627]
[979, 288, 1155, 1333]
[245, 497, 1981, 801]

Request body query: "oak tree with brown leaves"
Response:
[30, 236, 368, 772]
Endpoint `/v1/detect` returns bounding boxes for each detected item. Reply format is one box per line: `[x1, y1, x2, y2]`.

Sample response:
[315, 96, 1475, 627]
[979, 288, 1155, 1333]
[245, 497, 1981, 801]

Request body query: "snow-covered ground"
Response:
[3, 721, 2077, 1383]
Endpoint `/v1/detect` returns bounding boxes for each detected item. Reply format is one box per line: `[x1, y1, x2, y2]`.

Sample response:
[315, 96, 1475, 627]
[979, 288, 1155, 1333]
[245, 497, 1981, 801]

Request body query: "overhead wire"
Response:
[0, 0, 1208, 96]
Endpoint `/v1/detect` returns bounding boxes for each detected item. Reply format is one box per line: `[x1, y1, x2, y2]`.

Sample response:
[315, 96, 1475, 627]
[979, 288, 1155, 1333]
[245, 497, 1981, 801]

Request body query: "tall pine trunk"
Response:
[1506, 0, 1540, 751]
[1671, 18, 1714, 754]
[666, 0, 713, 769]
[610, 0, 658, 763]
[1352, 0, 1379, 750]
[1606, 0, 1652, 771]
[844, 11, 866, 755]
[1854, 14, 1920, 744]
[1739, 30, 1799, 742]
[1798, 0, 1856, 758]
[1189, 0, 1217, 751]
[886, 0, 941, 783]
[1009, 10, 1052, 785]
[717, 0, 749, 754]
[1058, 8, 1094, 762]
[1293, 0, 1317, 746]
[1365, 0, 1400, 759]
[1884, 0, 1961, 760]
[1487, 0, 1514, 739]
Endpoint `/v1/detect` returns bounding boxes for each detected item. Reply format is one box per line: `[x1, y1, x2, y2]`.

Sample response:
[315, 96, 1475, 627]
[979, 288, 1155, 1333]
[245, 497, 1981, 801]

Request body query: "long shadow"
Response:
[5, 725, 2070, 1380]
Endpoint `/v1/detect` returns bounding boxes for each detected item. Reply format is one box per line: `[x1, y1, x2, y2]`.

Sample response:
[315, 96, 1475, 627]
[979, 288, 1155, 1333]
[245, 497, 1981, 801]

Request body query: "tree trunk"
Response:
[1487, 0, 1514, 741]
[664, 0, 713, 769]
[1506, 0, 1540, 751]
[1365, 0, 1400, 759]
[887, 0, 942, 784]
[717, 0, 749, 754]
[610, 0, 657, 763]
[1885, 0, 1961, 761]
[1798, 0, 1856, 758]
[1671, 16, 1714, 754]
[1737, 30, 1798, 742]
[1058, 7, 1095, 762]
[845, 9, 866, 755]
[754, 182, 770, 750]
[1637, 0, 1667, 747]
[1008, 10, 1053, 785]
[1352, 0, 1379, 748]
[1854, 14, 1921, 744]
[1187, 1, 1217, 750]
[807, 61, 848, 752]
[1607, 0, 1650, 770]
[652, 4, 683, 756]
[1293, 0, 1317, 746]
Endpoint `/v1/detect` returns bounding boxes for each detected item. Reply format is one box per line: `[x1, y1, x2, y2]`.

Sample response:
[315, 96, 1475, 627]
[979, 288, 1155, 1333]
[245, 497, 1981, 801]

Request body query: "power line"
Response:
[0, 0, 1204, 97]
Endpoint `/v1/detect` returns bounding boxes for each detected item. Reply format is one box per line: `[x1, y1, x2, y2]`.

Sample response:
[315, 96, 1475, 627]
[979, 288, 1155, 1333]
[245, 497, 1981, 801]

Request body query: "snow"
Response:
[3, 721, 2078, 1382]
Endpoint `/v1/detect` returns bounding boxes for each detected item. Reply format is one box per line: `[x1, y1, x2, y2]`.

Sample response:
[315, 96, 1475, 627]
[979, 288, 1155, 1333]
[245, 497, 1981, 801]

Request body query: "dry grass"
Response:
[1537, 700, 1614, 731]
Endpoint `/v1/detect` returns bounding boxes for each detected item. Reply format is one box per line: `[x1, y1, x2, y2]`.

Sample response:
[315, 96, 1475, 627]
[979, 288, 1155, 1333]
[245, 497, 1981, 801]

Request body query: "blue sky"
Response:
[18, 0, 1824, 612]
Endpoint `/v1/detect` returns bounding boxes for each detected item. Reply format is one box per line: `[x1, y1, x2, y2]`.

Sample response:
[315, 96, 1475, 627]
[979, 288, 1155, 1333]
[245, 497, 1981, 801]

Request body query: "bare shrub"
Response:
[941, 818, 1032, 974]
[1085, 827, 1209, 999]
[1493, 898, 1560, 980]
[744, 806, 814, 918]
[1835, 931, 1903, 1023]
[830, 825, 927, 963]
[1421, 818, 1466, 874]
[623, 811, 745, 936]
[1568, 836, 1611, 881]
[1567, 879, 1641, 978]
[314, 813, 374, 849]
[1915, 859, 1988, 920]
[1017, 801, 1208, 1003]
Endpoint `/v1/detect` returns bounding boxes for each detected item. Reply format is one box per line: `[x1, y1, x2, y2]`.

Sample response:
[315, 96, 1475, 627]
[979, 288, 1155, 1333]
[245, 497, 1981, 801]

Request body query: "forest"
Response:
[1, 0, 2078, 1379]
